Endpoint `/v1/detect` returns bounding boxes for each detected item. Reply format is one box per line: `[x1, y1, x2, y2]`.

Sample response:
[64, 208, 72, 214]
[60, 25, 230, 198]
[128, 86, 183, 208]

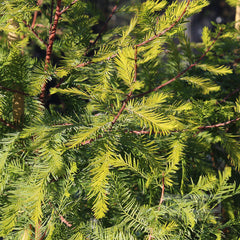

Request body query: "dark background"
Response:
[89, 0, 235, 42]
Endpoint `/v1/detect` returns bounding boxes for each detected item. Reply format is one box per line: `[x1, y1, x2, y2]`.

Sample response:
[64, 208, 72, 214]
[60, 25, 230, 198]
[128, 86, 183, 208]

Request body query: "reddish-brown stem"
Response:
[220, 88, 240, 103]
[0, 85, 29, 96]
[45, 0, 61, 67]
[59, 0, 79, 15]
[56, 116, 240, 148]
[59, 215, 72, 227]
[111, 101, 128, 126]
[111, 46, 138, 126]
[31, 0, 43, 29]
[40, 0, 61, 104]
[128, 117, 240, 135]
[148, 229, 153, 240]
[23, 20, 48, 47]
[158, 174, 165, 211]
[132, 29, 223, 99]
[31, 12, 38, 29]
[0, 118, 16, 129]
[49, 0, 55, 34]
[198, 117, 240, 130]
[148, 174, 165, 239]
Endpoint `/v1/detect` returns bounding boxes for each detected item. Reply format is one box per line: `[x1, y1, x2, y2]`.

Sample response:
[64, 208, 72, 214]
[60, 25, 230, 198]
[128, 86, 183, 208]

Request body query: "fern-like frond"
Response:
[88, 147, 117, 219]
[225, 0, 239, 7]
[114, 153, 148, 179]
[127, 98, 177, 135]
[181, 76, 220, 94]
[197, 64, 233, 75]
[50, 87, 90, 99]
[67, 118, 110, 148]
[164, 139, 185, 187]
[115, 47, 135, 87]
[120, 16, 138, 45]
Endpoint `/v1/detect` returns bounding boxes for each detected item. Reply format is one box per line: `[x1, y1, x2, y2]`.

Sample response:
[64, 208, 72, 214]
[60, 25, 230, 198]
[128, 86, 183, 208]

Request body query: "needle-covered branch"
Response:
[0, 85, 29, 96]
[59, 0, 79, 15]
[76, 0, 191, 69]
[0, 118, 17, 129]
[23, 20, 48, 47]
[132, 29, 223, 99]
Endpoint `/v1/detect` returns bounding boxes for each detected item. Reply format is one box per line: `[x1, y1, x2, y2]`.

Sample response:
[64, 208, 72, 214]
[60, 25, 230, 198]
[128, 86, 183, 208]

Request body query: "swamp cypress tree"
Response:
[0, 0, 240, 239]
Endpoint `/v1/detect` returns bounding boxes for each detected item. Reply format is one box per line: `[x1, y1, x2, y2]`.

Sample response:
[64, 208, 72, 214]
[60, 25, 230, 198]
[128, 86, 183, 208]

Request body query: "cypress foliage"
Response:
[0, 0, 240, 239]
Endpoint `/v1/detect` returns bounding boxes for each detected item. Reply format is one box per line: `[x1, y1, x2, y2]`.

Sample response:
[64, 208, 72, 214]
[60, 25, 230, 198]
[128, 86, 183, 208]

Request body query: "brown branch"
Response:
[148, 229, 153, 240]
[59, 215, 72, 227]
[0, 85, 29, 96]
[31, 0, 43, 29]
[23, 20, 48, 47]
[132, 29, 223, 99]
[45, 0, 61, 67]
[158, 174, 165, 211]
[0, 118, 17, 129]
[40, 0, 61, 104]
[49, 0, 55, 34]
[111, 100, 128, 126]
[128, 117, 240, 136]
[59, 0, 78, 15]
[55, 116, 240, 148]
[198, 117, 240, 130]
[220, 88, 240, 103]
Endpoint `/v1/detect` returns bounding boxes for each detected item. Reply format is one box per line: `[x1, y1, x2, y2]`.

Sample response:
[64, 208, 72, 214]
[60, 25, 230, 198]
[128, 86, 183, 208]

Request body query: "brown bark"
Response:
[235, 2, 240, 30]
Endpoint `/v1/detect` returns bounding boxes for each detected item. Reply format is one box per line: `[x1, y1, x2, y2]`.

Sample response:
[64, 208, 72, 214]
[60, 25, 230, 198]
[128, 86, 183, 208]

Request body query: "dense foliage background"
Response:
[1, 0, 240, 239]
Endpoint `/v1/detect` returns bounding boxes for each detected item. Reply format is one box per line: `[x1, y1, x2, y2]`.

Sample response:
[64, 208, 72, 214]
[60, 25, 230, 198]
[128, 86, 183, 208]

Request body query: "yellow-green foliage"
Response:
[0, 0, 240, 239]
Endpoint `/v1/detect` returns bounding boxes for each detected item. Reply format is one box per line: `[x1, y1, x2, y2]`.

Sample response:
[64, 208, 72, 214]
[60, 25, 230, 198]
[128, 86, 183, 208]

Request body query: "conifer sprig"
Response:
[0, 118, 16, 129]
[0, 85, 29, 96]
[60, 0, 79, 15]
[132, 28, 223, 99]
[23, 20, 48, 47]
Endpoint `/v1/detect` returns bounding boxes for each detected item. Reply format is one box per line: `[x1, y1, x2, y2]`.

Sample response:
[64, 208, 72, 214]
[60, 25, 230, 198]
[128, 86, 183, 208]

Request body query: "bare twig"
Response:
[148, 174, 165, 239]
[59, 0, 79, 15]
[23, 20, 48, 47]
[132, 29, 223, 99]
[55, 116, 240, 148]
[133, 46, 138, 83]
